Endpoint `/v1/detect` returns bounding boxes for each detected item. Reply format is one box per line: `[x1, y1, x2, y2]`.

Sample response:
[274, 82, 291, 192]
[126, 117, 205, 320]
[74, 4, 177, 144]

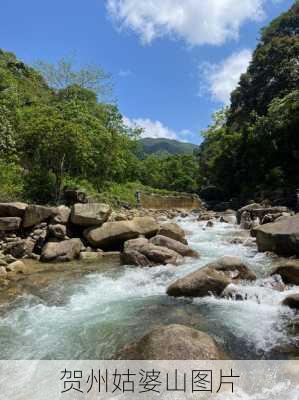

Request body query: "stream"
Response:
[0, 214, 297, 360]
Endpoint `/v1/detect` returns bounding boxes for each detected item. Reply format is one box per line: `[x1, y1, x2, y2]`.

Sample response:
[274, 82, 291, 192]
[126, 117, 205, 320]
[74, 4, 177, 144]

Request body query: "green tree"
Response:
[34, 56, 112, 100]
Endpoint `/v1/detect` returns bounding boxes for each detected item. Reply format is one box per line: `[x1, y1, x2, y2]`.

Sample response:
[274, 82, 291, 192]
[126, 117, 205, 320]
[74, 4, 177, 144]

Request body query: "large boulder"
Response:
[149, 235, 199, 258]
[253, 214, 299, 256]
[40, 239, 82, 262]
[70, 203, 111, 227]
[117, 324, 224, 360]
[122, 237, 183, 266]
[208, 256, 256, 281]
[131, 217, 159, 237]
[23, 205, 56, 228]
[157, 223, 187, 244]
[137, 243, 183, 265]
[167, 267, 230, 298]
[0, 202, 27, 218]
[0, 217, 21, 232]
[167, 256, 256, 298]
[271, 260, 299, 285]
[84, 217, 159, 248]
[52, 205, 71, 225]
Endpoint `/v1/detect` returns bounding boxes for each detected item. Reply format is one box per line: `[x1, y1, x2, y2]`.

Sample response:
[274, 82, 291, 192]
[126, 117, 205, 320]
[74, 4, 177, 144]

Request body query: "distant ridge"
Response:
[138, 138, 198, 157]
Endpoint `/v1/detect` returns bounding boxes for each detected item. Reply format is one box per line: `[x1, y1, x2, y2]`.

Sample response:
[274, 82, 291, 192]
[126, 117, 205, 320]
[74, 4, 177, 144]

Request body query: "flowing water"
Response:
[0, 215, 297, 360]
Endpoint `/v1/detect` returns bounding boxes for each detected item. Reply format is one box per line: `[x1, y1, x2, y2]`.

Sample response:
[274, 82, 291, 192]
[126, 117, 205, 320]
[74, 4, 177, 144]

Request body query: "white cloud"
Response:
[124, 117, 179, 140]
[200, 49, 252, 103]
[106, 0, 267, 46]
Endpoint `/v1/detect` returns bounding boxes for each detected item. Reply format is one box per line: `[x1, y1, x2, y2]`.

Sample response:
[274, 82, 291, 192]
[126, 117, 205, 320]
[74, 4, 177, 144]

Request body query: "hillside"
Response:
[138, 138, 198, 157]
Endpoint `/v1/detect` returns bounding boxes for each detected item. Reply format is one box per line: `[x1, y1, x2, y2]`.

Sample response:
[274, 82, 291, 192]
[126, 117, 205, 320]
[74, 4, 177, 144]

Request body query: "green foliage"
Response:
[34, 56, 112, 101]
[138, 138, 198, 158]
[140, 153, 201, 193]
[0, 48, 199, 206]
[0, 160, 23, 202]
[199, 4, 299, 199]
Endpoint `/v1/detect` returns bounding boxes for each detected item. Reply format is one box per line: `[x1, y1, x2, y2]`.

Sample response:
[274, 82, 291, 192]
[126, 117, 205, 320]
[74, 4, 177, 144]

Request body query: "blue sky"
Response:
[0, 0, 294, 144]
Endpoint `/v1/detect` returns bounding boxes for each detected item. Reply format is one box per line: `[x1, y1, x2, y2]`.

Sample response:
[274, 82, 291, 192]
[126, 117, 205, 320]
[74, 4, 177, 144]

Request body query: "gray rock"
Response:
[254, 214, 299, 256]
[271, 260, 299, 285]
[0, 217, 21, 232]
[0, 202, 27, 218]
[23, 205, 55, 228]
[41, 239, 83, 262]
[122, 250, 152, 267]
[116, 324, 224, 360]
[84, 217, 159, 248]
[52, 205, 71, 224]
[149, 235, 199, 258]
[48, 224, 67, 239]
[167, 266, 230, 298]
[157, 222, 187, 244]
[4, 238, 36, 258]
[71, 203, 111, 227]
[167, 256, 256, 298]
[237, 203, 261, 224]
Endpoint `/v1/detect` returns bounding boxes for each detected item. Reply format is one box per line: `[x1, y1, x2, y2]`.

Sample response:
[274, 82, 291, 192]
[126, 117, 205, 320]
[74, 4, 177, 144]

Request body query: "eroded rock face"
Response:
[254, 214, 299, 256]
[70, 203, 111, 227]
[0, 217, 21, 232]
[0, 202, 27, 218]
[157, 222, 187, 244]
[84, 217, 159, 248]
[167, 256, 256, 298]
[40, 239, 82, 262]
[272, 260, 299, 285]
[149, 235, 199, 258]
[116, 324, 224, 360]
[23, 205, 55, 228]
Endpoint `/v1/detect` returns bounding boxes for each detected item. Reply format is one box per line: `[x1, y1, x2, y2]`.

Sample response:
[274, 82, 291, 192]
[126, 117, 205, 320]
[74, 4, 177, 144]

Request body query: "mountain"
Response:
[138, 138, 198, 157]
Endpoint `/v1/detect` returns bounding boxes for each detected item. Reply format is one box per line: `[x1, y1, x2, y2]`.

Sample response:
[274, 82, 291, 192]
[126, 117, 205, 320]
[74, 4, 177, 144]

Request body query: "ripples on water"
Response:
[0, 215, 297, 359]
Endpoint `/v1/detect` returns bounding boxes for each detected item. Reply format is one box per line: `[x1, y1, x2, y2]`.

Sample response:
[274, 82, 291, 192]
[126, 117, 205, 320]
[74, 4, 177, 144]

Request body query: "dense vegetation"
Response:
[198, 3, 299, 200]
[0, 51, 200, 204]
[138, 138, 198, 157]
[0, 3, 297, 206]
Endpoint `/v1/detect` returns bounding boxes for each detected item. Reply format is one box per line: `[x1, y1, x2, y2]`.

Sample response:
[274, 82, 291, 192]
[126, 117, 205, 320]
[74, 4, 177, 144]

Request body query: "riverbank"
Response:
[0, 206, 298, 360]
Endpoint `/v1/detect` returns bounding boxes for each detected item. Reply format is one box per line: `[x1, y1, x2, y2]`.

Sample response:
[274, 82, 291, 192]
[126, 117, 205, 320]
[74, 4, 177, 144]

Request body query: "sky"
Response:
[0, 0, 294, 144]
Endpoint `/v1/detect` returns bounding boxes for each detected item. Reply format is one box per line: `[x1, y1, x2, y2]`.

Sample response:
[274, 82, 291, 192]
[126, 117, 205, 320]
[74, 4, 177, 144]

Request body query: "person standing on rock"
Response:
[135, 191, 141, 208]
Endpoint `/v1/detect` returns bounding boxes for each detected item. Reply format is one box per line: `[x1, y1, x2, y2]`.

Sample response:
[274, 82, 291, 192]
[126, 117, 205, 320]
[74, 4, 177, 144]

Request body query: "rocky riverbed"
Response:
[0, 202, 298, 360]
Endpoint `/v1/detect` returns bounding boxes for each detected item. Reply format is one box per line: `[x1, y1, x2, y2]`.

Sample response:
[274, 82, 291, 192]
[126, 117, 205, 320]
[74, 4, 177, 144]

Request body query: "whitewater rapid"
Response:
[0, 214, 296, 359]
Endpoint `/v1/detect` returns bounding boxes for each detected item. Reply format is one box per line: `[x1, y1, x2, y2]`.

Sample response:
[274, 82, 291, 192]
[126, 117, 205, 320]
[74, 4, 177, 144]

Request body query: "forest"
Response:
[0, 2, 298, 206]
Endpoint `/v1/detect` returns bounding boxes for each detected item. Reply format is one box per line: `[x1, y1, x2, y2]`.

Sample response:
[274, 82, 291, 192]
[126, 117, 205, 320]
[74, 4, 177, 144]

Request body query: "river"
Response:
[0, 214, 297, 360]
